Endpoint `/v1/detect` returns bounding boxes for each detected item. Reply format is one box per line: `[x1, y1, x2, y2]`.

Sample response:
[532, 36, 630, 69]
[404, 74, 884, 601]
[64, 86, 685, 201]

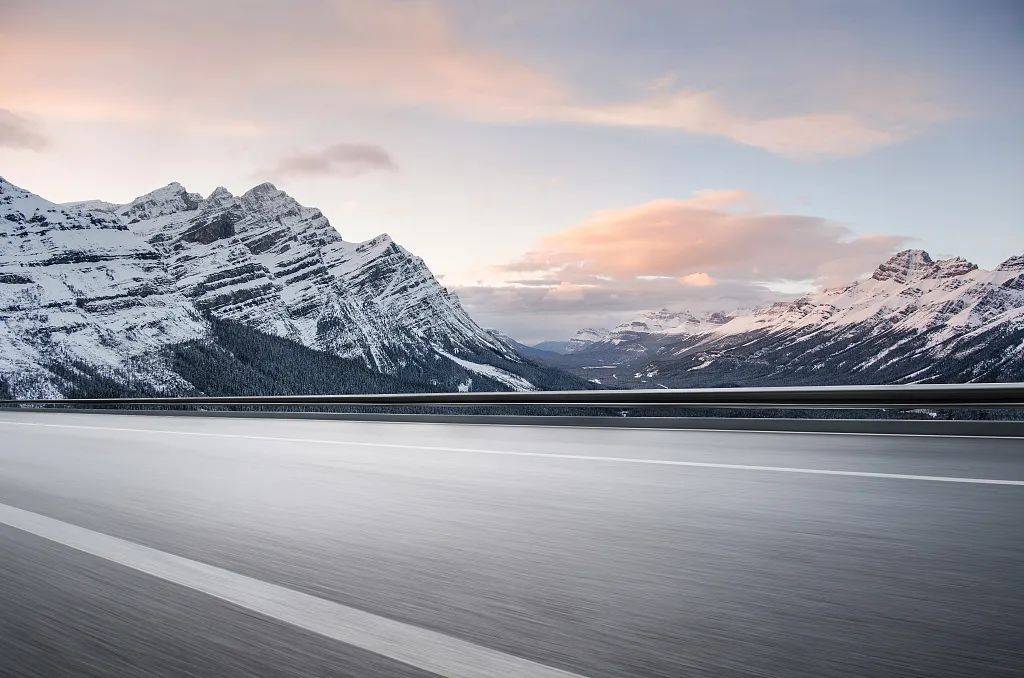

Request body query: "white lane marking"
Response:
[1, 420, 1022, 486]
[0, 503, 584, 678]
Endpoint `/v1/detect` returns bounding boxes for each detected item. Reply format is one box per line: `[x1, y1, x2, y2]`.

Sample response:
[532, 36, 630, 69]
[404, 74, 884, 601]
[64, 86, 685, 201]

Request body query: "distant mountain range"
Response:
[534, 249, 1024, 387]
[0, 177, 584, 398]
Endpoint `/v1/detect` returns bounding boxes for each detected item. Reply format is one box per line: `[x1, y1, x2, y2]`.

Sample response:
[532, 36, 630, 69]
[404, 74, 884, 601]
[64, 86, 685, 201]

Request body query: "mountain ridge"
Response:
[5, 175, 1018, 396]
[0, 177, 584, 397]
[537, 249, 1024, 387]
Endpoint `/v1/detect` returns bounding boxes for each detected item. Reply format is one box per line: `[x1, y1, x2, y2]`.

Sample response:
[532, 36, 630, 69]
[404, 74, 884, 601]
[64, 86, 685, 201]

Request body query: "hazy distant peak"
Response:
[998, 254, 1024, 272]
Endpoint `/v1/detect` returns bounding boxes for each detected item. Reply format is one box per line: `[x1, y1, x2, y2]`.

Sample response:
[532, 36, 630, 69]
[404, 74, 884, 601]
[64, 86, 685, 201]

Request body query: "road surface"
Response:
[0, 411, 1021, 677]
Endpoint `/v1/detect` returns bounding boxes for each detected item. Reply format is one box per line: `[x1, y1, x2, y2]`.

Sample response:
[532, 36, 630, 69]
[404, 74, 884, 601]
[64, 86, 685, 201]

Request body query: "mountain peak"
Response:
[120, 182, 201, 222]
[144, 182, 189, 200]
[872, 249, 934, 283]
[203, 186, 235, 209]
[365, 233, 394, 248]
[239, 182, 309, 223]
[571, 327, 608, 341]
[998, 254, 1024, 272]
[243, 181, 279, 198]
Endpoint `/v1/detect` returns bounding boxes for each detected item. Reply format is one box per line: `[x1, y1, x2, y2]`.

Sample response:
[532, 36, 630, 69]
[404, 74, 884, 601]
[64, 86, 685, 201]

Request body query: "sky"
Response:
[2, 0, 1022, 343]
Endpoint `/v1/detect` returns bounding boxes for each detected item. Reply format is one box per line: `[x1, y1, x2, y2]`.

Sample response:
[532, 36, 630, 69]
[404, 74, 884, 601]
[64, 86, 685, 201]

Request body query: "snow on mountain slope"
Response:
[566, 310, 734, 354]
[554, 310, 734, 372]
[436, 349, 534, 391]
[547, 250, 1024, 387]
[0, 177, 575, 396]
[565, 327, 611, 353]
[613, 309, 735, 337]
[710, 250, 1019, 344]
[0, 177, 205, 397]
[110, 181, 521, 375]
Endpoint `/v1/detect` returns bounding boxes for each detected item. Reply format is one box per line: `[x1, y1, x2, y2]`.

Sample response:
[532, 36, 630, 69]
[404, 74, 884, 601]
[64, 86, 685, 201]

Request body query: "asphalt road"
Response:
[0, 411, 1021, 677]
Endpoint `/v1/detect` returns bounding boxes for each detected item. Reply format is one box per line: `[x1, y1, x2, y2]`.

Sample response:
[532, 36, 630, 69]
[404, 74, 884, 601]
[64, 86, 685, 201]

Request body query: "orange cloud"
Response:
[505, 190, 907, 287]
[679, 272, 716, 287]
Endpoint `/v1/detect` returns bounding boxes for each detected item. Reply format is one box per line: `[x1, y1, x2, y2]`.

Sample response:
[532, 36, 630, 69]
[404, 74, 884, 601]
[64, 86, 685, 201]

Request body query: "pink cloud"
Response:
[0, 1, 949, 159]
[505, 190, 907, 287]
[0, 0, 566, 127]
[458, 192, 908, 340]
[560, 90, 930, 159]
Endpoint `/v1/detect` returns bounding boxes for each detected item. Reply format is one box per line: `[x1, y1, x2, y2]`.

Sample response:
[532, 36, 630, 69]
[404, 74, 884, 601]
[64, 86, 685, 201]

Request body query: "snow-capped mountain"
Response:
[552, 310, 735, 380]
[565, 310, 734, 354]
[565, 327, 611, 353]
[0, 179, 206, 397]
[111, 180, 520, 373]
[0, 177, 581, 398]
[542, 250, 1024, 387]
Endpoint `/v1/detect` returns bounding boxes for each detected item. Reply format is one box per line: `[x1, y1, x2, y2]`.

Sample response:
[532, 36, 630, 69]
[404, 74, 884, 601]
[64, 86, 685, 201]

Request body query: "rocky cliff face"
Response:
[113, 181, 518, 373]
[0, 179, 205, 397]
[544, 249, 1024, 387]
[1, 178, 575, 397]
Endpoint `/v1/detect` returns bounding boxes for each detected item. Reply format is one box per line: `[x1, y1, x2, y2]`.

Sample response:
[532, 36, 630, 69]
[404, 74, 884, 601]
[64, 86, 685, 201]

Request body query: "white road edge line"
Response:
[8, 411, 1024, 440]
[0, 502, 585, 678]
[2, 420, 1021, 486]
[9, 409, 1024, 440]
[6, 409, 1024, 440]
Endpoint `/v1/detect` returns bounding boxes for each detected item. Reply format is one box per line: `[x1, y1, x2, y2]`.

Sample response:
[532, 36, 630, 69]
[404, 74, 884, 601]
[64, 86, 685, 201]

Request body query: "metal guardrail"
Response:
[2, 383, 1023, 410]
